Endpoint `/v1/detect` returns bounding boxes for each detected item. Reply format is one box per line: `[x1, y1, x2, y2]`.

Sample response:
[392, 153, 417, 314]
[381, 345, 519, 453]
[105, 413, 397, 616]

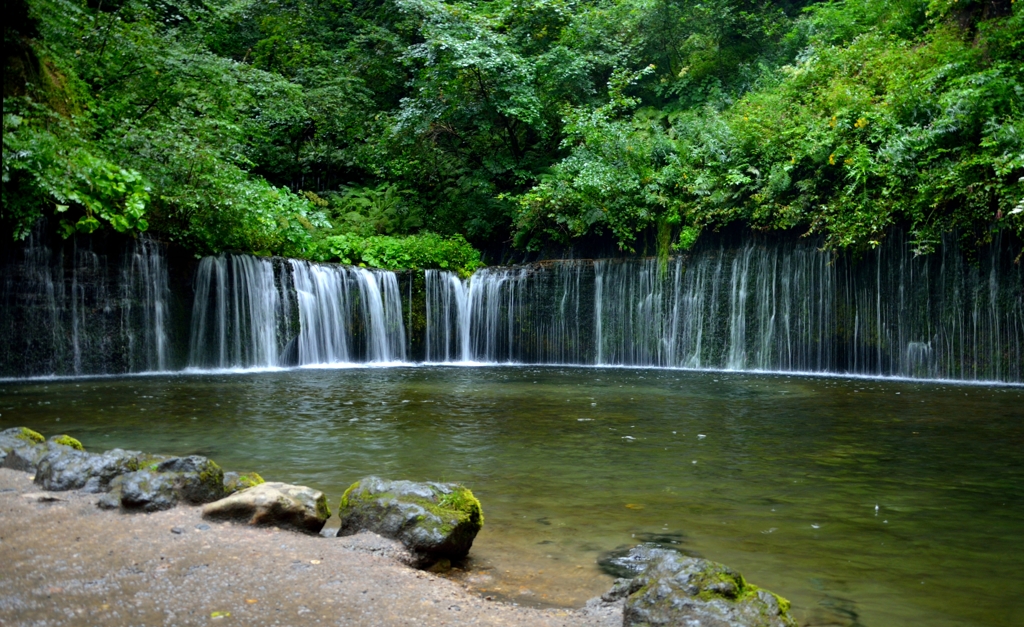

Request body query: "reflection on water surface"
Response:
[2, 366, 1021, 626]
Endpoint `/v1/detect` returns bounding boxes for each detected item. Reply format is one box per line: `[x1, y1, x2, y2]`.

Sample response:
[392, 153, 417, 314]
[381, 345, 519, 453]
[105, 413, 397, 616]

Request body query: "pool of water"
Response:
[2, 366, 1021, 626]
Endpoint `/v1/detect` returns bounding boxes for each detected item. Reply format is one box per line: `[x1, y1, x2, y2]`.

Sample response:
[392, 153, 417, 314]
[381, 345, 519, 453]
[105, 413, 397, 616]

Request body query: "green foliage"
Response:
[4, 0, 1020, 263]
[314, 231, 483, 276]
[513, 0, 1023, 255]
[4, 107, 150, 239]
[2, 0, 325, 256]
[325, 183, 423, 237]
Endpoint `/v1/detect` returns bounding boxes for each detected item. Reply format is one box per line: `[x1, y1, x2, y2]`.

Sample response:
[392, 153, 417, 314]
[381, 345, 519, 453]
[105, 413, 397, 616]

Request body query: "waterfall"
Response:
[289, 261, 406, 364]
[188, 255, 283, 369]
[121, 238, 171, 371]
[3, 229, 1019, 382]
[0, 232, 172, 377]
[189, 255, 406, 369]
[425, 233, 1023, 382]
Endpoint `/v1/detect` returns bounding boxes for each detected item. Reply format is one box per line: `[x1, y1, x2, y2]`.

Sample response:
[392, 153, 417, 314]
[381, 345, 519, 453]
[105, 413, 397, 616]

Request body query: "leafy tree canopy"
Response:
[3, 0, 1021, 267]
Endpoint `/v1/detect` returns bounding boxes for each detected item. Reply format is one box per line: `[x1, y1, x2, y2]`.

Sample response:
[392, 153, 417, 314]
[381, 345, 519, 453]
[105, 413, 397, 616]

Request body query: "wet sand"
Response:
[0, 469, 620, 626]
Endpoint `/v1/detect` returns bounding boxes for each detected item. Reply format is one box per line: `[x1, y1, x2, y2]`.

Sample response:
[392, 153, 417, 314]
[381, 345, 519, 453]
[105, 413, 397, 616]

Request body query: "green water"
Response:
[2, 366, 1021, 626]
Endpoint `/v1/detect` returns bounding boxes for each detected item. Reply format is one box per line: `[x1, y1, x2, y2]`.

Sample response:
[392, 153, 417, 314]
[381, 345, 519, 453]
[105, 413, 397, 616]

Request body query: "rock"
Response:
[0, 427, 45, 462]
[104, 455, 226, 512]
[599, 542, 676, 579]
[223, 471, 265, 495]
[34, 448, 140, 492]
[47, 435, 84, 451]
[202, 482, 330, 534]
[336, 476, 483, 568]
[117, 470, 181, 512]
[613, 546, 797, 627]
[601, 578, 636, 602]
[152, 456, 225, 504]
[96, 492, 120, 510]
[334, 530, 417, 567]
[3, 440, 76, 473]
[1, 427, 47, 469]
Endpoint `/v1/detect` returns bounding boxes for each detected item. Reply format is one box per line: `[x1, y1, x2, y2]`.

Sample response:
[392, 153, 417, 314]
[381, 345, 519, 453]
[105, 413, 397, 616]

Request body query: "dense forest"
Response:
[3, 0, 1021, 272]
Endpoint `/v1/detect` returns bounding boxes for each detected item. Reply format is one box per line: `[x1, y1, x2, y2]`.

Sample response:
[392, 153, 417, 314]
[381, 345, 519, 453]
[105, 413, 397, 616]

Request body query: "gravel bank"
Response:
[0, 469, 621, 627]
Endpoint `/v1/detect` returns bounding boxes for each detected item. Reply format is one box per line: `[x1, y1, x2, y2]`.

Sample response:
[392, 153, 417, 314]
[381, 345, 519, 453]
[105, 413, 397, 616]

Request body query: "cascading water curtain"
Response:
[188, 255, 283, 369]
[290, 261, 406, 364]
[0, 231, 174, 377]
[425, 234, 1023, 382]
[189, 254, 407, 369]
[120, 238, 172, 372]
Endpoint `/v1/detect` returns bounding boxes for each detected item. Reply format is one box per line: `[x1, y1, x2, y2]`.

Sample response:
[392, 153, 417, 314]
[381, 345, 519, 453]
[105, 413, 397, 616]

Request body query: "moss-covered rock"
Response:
[0, 427, 46, 465]
[337, 476, 483, 568]
[612, 545, 796, 627]
[34, 447, 139, 492]
[115, 470, 180, 512]
[17, 427, 45, 444]
[2, 428, 83, 473]
[202, 481, 330, 534]
[223, 471, 266, 495]
[102, 455, 226, 512]
[48, 434, 84, 451]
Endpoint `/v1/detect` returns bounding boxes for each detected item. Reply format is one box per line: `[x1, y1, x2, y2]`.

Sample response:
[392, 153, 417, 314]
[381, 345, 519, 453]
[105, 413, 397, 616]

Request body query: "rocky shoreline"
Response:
[1, 427, 796, 626]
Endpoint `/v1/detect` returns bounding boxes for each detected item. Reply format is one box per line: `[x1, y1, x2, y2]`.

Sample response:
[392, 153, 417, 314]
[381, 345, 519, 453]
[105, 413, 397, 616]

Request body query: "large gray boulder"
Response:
[3, 440, 81, 473]
[99, 455, 226, 512]
[336, 476, 484, 568]
[113, 470, 180, 512]
[34, 448, 140, 492]
[608, 546, 796, 627]
[0, 427, 45, 455]
[202, 482, 330, 534]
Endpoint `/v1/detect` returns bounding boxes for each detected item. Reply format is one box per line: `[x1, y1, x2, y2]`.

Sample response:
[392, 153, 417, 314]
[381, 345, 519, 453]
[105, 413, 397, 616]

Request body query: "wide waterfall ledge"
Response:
[1, 231, 1021, 383]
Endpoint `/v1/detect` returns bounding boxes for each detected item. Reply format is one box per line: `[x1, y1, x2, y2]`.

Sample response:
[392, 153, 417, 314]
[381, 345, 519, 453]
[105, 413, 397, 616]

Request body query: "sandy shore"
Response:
[0, 469, 621, 626]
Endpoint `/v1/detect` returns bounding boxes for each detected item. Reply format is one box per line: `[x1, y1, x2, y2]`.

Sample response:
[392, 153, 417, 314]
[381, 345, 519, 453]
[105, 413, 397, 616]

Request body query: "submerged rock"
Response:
[599, 541, 699, 579]
[611, 546, 796, 627]
[202, 482, 329, 534]
[336, 476, 483, 568]
[103, 455, 225, 512]
[34, 448, 140, 492]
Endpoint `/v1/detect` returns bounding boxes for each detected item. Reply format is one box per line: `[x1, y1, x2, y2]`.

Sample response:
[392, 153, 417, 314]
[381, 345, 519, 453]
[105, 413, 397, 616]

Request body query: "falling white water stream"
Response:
[3, 232, 1020, 382]
[189, 255, 406, 368]
[424, 235, 1023, 382]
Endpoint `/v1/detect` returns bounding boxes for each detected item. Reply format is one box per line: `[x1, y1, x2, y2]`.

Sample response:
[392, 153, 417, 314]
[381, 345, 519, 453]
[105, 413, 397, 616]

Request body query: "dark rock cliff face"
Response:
[0, 224, 196, 377]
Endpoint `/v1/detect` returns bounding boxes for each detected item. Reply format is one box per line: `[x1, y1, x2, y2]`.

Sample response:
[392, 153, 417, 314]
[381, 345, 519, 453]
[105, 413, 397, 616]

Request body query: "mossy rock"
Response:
[223, 471, 266, 495]
[1, 428, 82, 473]
[616, 546, 796, 627]
[48, 435, 84, 451]
[105, 455, 226, 512]
[203, 481, 330, 534]
[34, 447, 139, 492]
[17, 427, 45, 444]
[154, 455, 226, 504]
[0, 427, 46, 464]
[337, 476, 484, 568]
